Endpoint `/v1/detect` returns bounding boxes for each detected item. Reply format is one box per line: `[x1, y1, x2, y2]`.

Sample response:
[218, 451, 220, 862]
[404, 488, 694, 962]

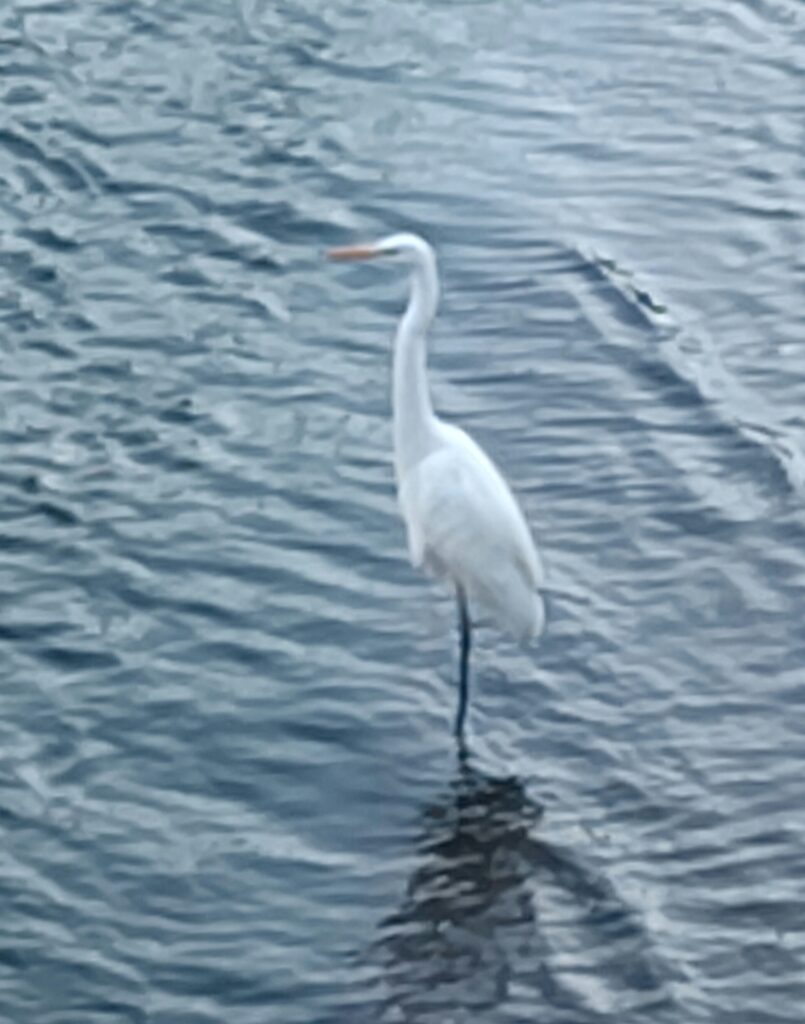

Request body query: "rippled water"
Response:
[2, 0, 804, 1021]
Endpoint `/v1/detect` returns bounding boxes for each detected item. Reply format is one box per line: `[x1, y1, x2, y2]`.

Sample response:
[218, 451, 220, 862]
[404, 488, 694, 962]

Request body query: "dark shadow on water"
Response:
[370, 752, 678, 1024]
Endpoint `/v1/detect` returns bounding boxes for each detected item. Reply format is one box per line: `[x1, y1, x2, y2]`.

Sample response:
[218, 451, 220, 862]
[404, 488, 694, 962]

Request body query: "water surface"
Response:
[1, 1, 804, 1021]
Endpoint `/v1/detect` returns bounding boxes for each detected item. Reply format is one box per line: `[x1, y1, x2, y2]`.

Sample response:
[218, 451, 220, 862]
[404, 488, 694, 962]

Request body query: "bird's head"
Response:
[327, 232, 435, 269]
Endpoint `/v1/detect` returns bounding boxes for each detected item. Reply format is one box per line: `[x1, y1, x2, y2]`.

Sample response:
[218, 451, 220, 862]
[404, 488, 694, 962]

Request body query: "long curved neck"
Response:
[393, 255, 440, 480]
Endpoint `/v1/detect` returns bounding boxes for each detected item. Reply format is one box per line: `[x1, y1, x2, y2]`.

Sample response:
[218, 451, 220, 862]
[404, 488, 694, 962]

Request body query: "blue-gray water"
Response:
[1, 1, 804, 1021]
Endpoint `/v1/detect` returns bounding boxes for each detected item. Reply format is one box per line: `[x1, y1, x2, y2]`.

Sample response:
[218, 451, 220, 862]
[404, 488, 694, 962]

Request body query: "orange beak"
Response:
[326, 244, 380, 262]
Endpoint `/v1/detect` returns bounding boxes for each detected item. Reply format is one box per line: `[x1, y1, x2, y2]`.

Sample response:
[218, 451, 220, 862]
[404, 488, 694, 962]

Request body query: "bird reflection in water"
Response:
[372, 754, 672, 1023]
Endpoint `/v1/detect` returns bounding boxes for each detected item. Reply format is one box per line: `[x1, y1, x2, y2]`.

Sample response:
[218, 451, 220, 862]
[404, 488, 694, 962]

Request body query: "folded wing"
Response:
[398, 425, 544, 642]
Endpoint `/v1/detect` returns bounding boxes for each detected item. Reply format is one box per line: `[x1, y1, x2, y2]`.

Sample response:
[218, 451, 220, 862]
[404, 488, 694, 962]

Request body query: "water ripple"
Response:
[1, 0, 804, 1022]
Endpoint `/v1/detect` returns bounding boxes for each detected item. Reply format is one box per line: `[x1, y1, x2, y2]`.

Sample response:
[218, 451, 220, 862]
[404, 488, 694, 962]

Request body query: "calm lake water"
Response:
[1, 1, 804, 1021]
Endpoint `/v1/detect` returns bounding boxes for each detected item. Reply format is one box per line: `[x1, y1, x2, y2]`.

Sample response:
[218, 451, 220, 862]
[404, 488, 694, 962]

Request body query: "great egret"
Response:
[328, 233, 544, 738]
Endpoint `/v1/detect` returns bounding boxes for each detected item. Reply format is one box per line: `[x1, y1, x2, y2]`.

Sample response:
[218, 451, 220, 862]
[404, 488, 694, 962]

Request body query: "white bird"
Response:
[328, 233, 544, 738]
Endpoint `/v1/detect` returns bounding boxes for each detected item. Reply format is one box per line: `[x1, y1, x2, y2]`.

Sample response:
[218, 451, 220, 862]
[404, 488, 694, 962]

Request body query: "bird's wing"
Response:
[398, 427, 544, 635]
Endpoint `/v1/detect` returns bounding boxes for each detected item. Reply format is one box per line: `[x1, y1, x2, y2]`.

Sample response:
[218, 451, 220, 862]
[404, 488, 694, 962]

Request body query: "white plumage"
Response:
[329, 232, 544, 736]
[399, 422, 544, 642]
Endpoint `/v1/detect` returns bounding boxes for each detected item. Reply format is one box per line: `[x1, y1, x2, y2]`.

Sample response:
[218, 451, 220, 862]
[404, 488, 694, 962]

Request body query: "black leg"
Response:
[454, 588, 471, 739]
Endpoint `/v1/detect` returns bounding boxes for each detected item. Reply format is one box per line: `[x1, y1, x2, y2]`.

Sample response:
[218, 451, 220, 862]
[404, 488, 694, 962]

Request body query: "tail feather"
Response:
[468, 564, 545, 645]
